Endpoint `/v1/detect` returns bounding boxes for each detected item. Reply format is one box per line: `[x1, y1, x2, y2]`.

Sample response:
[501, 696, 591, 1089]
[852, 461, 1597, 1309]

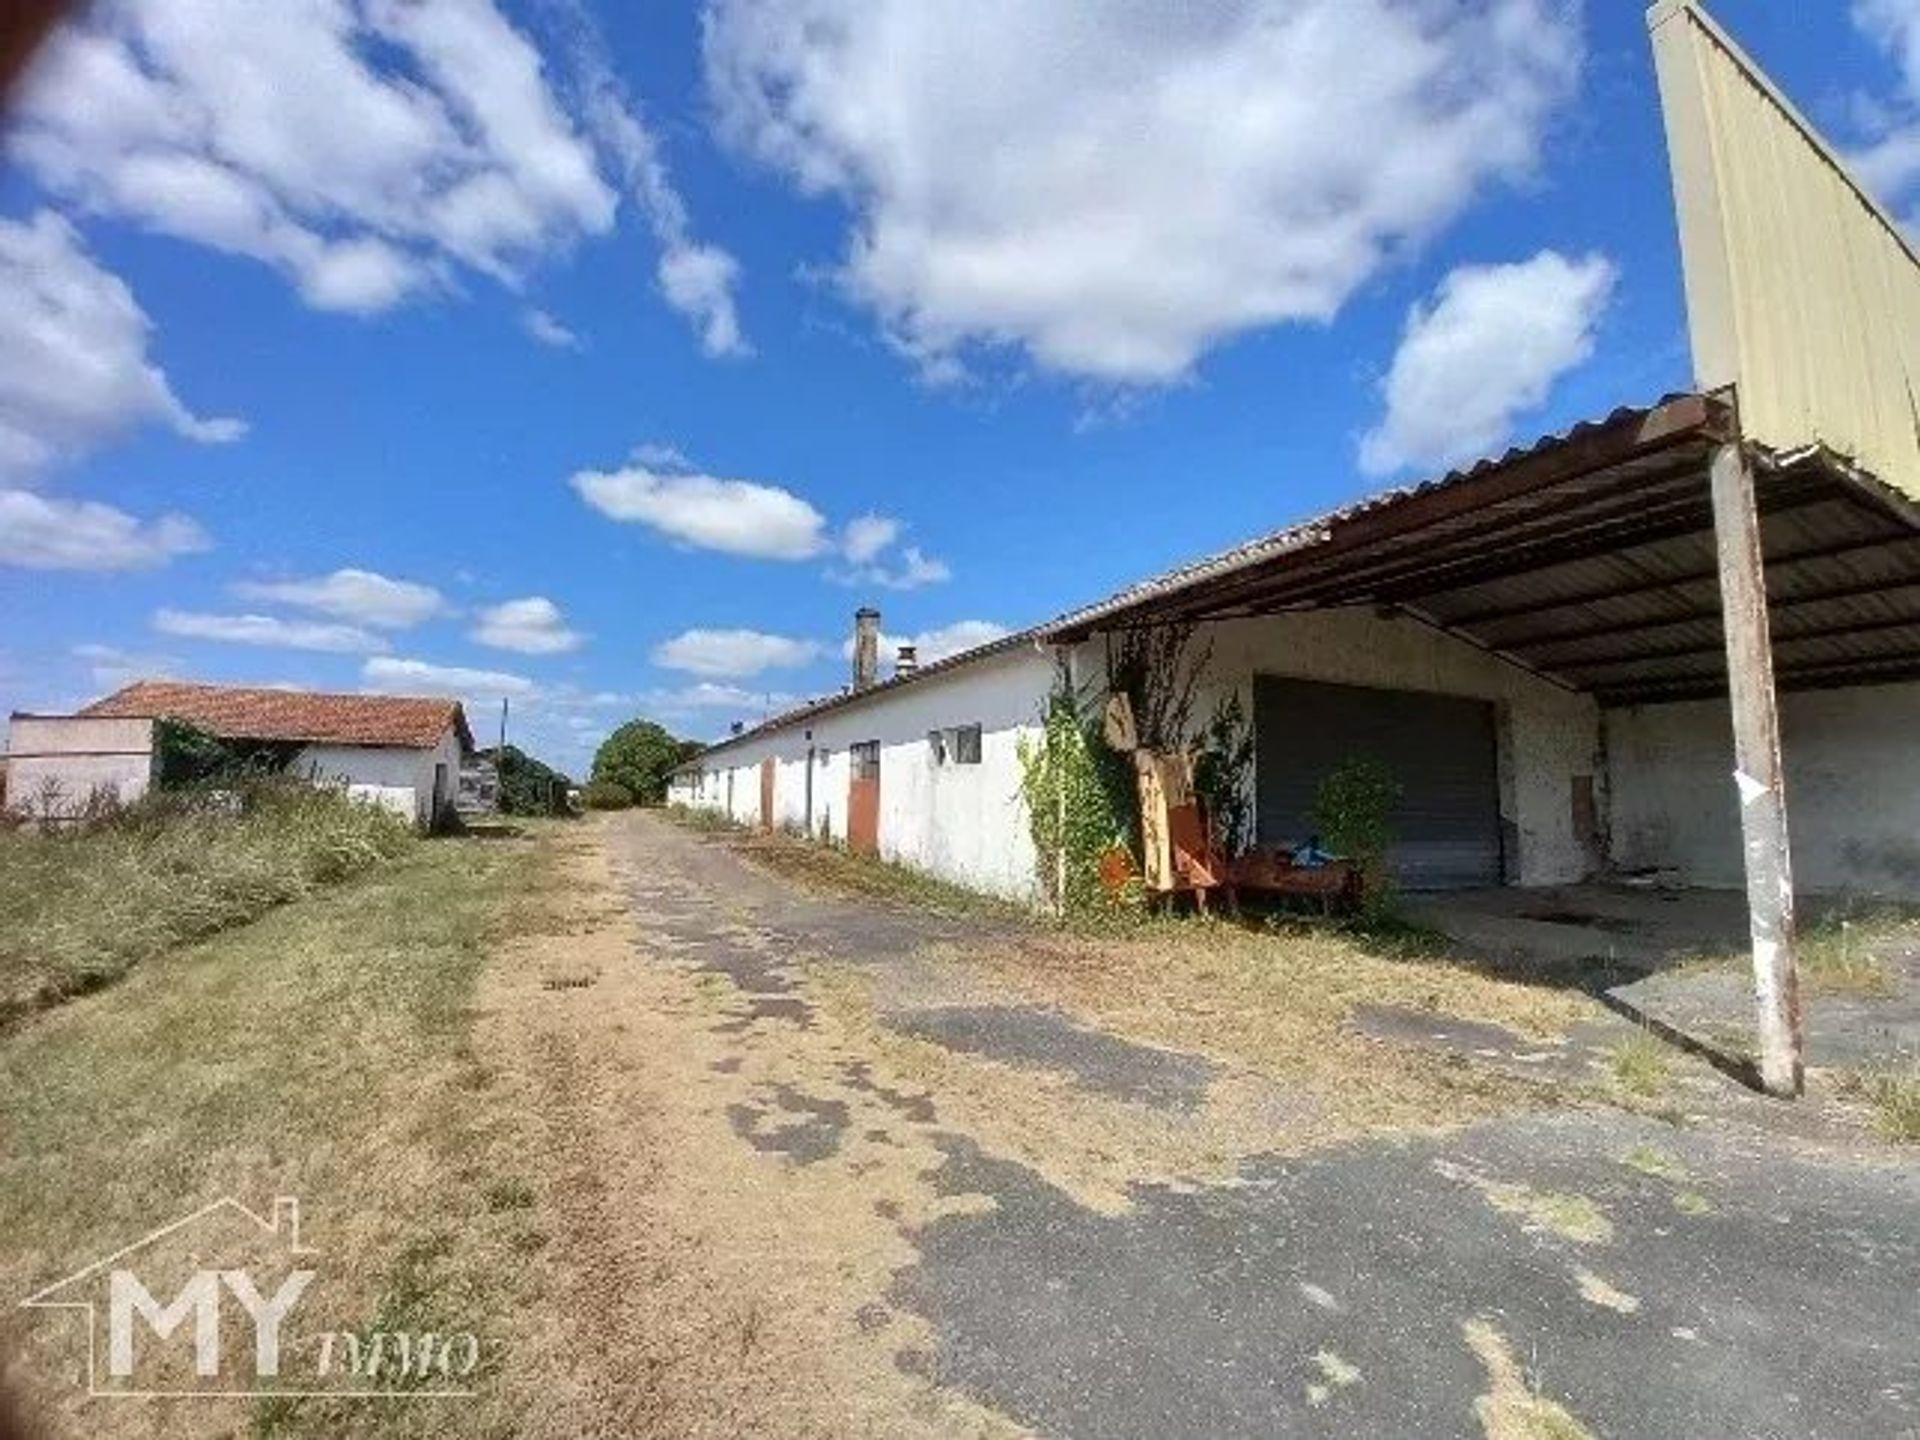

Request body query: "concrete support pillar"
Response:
[1709, 441, 1804, 1097]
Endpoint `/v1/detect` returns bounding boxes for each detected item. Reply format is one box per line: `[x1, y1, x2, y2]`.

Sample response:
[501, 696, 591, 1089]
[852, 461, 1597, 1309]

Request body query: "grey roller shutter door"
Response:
[1253, 676, 1502, 890]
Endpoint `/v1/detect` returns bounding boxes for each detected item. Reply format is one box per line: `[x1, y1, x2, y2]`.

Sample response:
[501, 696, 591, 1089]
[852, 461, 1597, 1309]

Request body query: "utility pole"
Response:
[498, 697, 509, 816]
[1709, 440, 1804, 1097]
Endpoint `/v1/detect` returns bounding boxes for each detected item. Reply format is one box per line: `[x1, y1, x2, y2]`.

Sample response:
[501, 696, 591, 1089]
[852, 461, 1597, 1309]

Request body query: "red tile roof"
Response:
[82, 681, 472, 752]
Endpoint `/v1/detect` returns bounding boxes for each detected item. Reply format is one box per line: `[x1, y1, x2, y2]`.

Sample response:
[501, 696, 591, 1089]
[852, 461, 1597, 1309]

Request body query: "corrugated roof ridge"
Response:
[681, 396, 1698, 764]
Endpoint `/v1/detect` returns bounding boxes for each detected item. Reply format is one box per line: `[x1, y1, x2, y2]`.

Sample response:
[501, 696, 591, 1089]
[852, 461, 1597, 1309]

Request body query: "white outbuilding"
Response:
[5, 680, 473, 829]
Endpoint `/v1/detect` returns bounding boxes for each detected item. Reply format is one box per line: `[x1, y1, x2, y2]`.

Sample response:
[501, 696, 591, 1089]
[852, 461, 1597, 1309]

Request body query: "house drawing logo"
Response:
[19, 1195, 478, 1400]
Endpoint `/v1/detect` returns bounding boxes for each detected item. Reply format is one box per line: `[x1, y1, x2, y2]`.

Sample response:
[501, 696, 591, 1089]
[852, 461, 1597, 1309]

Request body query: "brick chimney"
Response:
[852, 608, 881, 692]
[895, 643, 918, 677]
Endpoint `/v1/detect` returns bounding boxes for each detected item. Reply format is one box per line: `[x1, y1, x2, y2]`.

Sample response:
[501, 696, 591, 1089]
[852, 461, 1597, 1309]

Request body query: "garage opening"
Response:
[1253, 676, 1502, 890]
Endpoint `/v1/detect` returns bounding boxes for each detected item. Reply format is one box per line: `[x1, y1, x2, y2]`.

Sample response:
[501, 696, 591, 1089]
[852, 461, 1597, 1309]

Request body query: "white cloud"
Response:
[843, 619, 1012, 669]
[0, 488, 210, 571]
[471, 596, 585, 654]
[841, 514, 901, 565]
[1851, 0, 1920, 210]
[838, 544, 953, 592]
[562, 3, 750, 357]
[704, 0, 1581, 383]
[639, 681, 800, 714]
[572, 455, 830, 559]
[232, 567, 447, 629]
[831, 515, 950, 589]
[73, 642, 184, 690]
[154, 609, 388, 653]
[1358, 250, 1616, 478]
[12, 0, 737, 343]
[362, 656, 537, 698]
[653, 627, 822, 678]
[523, 308, 582, 350]
[0, 210, 242, 483]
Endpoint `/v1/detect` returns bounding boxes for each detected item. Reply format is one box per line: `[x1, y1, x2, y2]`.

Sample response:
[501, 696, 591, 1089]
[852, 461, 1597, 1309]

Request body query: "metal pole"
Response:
[1708, 440, 1804, 1097]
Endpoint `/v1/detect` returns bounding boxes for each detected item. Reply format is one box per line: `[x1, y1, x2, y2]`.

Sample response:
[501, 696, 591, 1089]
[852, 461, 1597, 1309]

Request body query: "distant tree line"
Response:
[478, 744, 573, 817]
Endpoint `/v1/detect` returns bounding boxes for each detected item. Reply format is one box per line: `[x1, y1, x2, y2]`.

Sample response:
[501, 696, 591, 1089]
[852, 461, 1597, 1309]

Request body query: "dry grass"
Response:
[1797, 915, 1905, 998]
[711, 819, 1598, 1137]
[1683, 908, 1912, 999]
[0, 825, 563, 1438]
[1837, 1063, 1920, 1143]
[1463, 1319, 1596, 1440]
[689, 815, 1029, 923]
[0, 781, 415, 1025]
[962, 919, 1593, 1132]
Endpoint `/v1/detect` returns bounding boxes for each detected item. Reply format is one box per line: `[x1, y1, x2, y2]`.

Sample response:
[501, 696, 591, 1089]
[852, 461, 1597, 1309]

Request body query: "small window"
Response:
[927, 724, 982, 766]
[851, 740, 881, 780]
[951, 724, 982, 765]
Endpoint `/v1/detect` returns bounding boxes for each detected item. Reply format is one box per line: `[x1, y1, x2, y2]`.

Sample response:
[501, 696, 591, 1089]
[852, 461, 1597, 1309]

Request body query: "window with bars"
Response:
[851, 740, 880, 780]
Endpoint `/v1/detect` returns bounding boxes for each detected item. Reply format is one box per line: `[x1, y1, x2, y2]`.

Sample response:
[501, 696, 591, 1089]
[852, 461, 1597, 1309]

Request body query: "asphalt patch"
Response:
[892, 1113, 1920, 1438]
[892, 1004, 1216, 1111]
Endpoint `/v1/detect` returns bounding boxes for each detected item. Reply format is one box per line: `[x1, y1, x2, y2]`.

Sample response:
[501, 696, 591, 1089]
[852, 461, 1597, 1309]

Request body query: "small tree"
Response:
[1192, 690, 1255, 859]
[592, 720, 695, 807]
[1311, 756, 1402, 923]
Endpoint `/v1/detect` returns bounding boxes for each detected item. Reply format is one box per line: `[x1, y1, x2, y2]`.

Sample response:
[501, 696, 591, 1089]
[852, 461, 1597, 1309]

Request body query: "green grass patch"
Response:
[1609, 1030, 1672, 1097]
[0, 781, 416, 1025]
[0, 828, 563, 1437]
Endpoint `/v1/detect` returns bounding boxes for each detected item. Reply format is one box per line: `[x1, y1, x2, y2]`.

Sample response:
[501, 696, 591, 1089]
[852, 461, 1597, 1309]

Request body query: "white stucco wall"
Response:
[679, 646, 1056, 899]
[296, 730, 463, 827]
[681, 606, 1605, 897]
[1606, 682, 1920, 897]
[1071, 608, 1604, 887]
[3, 716, 155, 818]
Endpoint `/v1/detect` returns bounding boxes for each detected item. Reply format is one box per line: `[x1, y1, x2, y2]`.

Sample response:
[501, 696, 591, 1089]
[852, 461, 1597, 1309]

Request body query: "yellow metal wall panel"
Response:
[1651, 1, 1920, 497]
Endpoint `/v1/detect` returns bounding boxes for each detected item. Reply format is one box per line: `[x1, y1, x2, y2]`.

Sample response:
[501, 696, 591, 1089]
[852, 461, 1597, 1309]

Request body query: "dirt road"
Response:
[486, 811, 1920, 1439]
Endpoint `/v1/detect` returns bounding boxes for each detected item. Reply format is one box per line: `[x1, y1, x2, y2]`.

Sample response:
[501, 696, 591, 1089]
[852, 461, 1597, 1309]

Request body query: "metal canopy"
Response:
[1045, 393, 1920, 706]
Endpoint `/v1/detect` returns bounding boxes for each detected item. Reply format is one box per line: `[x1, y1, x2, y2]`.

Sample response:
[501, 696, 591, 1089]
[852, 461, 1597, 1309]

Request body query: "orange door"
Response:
[847, 741, 880, 856]
[759, 758, 776, 830]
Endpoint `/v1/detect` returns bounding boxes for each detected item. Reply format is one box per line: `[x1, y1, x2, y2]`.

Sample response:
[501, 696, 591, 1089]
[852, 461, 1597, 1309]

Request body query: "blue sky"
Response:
[2, 0, 1917, 776]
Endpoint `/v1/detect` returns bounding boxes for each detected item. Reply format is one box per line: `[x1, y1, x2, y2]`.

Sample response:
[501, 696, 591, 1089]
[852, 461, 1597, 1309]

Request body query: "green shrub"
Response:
[580, 779, 634, 810]
[1312, 756, 1402, 924]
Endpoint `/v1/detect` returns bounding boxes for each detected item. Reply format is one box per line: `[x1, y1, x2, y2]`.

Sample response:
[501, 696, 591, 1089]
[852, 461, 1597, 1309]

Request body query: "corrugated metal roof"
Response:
[687, 398, 1718, 764]
[684, 391, 1920, 763]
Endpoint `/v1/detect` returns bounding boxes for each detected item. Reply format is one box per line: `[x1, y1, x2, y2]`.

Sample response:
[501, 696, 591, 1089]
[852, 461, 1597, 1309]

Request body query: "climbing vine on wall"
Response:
[1016, 661, 1132, 916]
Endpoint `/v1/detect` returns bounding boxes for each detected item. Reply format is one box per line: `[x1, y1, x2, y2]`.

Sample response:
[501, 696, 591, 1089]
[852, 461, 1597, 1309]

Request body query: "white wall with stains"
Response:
[291, 731, 464, 827]
[677, 644, 1056, 900]
[3, 715, 155, 818]
[1606, 682, 1920, 897]
[680, 605, 1609, 898]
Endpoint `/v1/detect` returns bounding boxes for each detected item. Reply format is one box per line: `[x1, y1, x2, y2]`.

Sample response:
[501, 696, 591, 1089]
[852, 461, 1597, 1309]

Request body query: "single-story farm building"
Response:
[673, 0, 1920, 1108]
[5, 680, 473, 829]
[672, 396, 1920, 909]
